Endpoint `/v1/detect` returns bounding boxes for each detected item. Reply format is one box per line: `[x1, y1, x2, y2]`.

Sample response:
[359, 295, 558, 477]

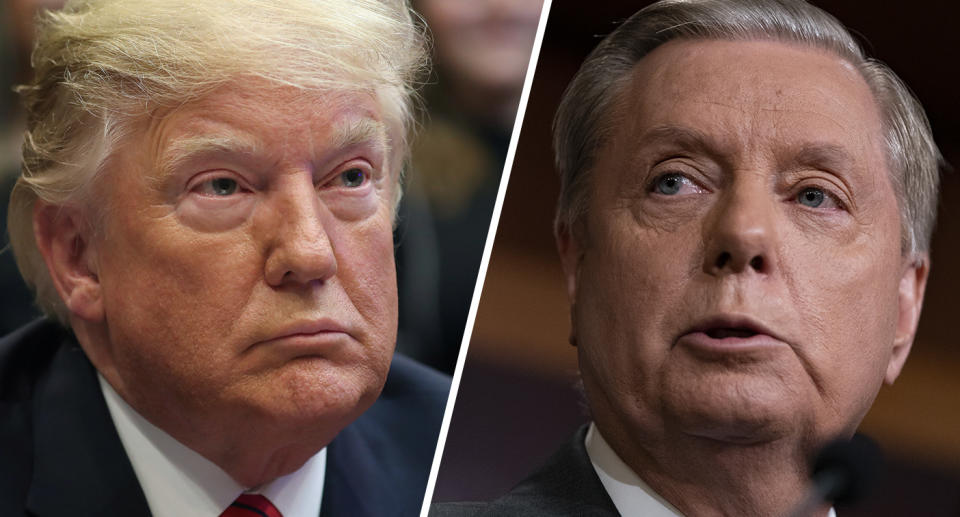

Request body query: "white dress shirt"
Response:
[585, 423, 836, 517]
[100, 375, 326, 517]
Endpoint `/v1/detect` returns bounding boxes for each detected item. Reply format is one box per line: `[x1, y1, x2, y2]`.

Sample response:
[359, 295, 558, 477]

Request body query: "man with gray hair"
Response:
[0, 0, 448, 515]
[433, 0, 941, 515]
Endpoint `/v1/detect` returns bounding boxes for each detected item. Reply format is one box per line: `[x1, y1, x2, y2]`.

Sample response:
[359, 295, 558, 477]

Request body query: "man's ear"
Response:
[555, 220, 583, 302]
[33, 202, 104, 322]
[885, 253, 930, 384]
[556, 219, 585, 347]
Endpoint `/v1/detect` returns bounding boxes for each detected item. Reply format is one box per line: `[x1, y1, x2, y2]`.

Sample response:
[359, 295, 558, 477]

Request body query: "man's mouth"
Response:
[677, 316, 787, 356]
[705, 327, 759, 339]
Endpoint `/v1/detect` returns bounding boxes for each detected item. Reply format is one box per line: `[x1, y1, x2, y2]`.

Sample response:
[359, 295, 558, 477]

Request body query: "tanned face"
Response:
[83, 82, 399, 463]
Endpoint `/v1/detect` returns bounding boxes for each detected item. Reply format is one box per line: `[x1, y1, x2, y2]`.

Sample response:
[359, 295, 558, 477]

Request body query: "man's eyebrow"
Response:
[155, 119, 388, 183]
[329, 118, 389, 153]
[157, 134, 263, 180]
[791, 142, 855, 171]
[638, 126, 857, 172]
[637, 125, 717, 154]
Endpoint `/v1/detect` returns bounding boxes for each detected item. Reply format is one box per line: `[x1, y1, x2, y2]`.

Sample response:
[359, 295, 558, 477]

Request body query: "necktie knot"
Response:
[220, 494, 283, 517]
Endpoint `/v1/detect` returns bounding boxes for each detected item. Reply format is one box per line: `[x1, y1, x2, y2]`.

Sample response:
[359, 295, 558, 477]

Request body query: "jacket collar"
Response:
[321, 421, 404, 517]
[27, 334, 152, 517]
[488, 424, 620, 515]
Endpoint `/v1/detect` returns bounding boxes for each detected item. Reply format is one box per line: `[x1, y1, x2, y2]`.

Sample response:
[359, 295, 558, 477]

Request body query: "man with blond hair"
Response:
[0, 1, 448, 515]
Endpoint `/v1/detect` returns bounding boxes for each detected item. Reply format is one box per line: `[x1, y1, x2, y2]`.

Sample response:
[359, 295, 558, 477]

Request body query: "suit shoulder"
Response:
[429, 501, 489, 517]
[435, 427, 619, 516]
[384, 353, 451, 395]
[348, 353, 450, 448]
[0, 318, 83, 513]
[0, 318, 70, 401]
[322, 355, 451, 515]
[431, 499, 577, 517]
[376, 353, 450, 424]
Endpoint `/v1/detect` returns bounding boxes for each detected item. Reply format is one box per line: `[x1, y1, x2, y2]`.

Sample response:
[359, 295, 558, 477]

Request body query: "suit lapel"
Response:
[320, 354, 447, 517]
[27, 337, 151, 517]
[486, 425, 620, 516]
[320, 422, 400, 517]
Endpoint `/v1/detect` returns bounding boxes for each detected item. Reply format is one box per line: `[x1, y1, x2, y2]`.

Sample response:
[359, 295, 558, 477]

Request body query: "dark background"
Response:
[434, 1, 960, 514]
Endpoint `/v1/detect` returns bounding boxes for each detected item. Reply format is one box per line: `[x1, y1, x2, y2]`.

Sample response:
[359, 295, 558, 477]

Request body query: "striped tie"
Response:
[220, 494, 283, 517]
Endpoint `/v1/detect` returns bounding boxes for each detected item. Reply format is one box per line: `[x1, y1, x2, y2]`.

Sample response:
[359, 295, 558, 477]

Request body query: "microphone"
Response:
[785, 434, 883, 517]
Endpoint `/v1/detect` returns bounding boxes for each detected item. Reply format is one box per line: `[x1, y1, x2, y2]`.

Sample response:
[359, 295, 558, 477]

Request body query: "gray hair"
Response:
[8, 0, 428, 322]
[553, 0, 941, 255]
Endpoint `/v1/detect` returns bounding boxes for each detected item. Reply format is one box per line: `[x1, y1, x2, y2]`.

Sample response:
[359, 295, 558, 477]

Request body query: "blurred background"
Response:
[434, 1, 960, 514]
[396, 0, 544, 373]
[0, 0, 62, 335]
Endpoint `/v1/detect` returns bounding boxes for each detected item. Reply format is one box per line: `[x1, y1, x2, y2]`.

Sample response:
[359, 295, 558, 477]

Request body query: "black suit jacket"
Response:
[430, 425, 619, 516]
[0, 318, 449, 517]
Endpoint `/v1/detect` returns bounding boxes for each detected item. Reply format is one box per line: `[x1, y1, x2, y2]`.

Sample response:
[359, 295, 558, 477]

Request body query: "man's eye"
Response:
[797, 187, 833, 208]
[797, 187, 824, 207]
[340, 168, 366, 188]
[653, 173, 692, 195]
[795, 186, 846, 211]
[197, 177, 239, 196]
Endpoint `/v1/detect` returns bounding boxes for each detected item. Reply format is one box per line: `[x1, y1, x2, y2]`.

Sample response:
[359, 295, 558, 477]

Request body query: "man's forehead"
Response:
[633, 124, 858, 170]
[635, 38, 867, 96]
[154, 82, 382, 137]
[149, 91, 390, 177]
[160, 117, 388, 157]
[612, 38, 885, 161]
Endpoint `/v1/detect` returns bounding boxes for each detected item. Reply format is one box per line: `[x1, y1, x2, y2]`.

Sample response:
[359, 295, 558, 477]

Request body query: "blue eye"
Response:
[797, 187, 825, 207]
[341, 168, 366, 188]
[655, 173, 684, 195]
[209, 178, 238, 196]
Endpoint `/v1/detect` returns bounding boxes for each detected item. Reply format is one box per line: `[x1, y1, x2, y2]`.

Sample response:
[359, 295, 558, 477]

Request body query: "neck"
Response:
[206, 440, 322, 488]
[601, 423, 830, 517]
[73, 321, 335, 488]
[130, 386, 339, 488]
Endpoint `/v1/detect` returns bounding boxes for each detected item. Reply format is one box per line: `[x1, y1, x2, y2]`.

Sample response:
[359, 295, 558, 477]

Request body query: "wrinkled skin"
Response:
[558, 39, 928, 516]
[39, 82, 400, 486]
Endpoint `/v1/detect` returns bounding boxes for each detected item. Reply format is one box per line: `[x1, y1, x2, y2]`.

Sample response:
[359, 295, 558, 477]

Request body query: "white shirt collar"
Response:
[585, 423, 685, 517]
[585, 423, 836, 517]
[99, 374, 326, 517]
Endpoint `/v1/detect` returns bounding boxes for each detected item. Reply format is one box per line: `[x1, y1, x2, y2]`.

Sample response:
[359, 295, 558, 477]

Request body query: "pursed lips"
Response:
[250, 318, 354, 352]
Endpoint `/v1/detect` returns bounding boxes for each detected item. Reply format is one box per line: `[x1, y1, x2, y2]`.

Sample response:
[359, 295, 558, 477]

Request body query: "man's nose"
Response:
[703, 177, 777, 277]
[264, 180, 338, 287]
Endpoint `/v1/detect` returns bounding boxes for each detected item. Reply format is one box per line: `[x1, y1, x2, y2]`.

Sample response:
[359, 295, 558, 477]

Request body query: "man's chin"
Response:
[661, 374, 809, 445]
[237, 360, 386, 430]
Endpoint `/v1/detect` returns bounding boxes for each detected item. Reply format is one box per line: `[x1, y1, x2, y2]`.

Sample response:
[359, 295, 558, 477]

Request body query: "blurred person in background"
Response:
[395, 0, 543, 372]
[0, 0, 62, 334]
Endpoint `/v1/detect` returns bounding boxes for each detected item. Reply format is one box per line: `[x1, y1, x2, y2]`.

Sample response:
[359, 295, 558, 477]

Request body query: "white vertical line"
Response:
[419, 0, 555, 514]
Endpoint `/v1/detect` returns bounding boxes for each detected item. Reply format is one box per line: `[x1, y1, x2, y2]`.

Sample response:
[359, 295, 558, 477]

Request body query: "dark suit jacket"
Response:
[0, 318, 449, 517]
[430, 425, 620, 516]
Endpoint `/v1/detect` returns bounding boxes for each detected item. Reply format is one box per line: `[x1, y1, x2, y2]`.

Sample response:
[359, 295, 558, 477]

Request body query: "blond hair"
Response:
[8, 0, 428, 322]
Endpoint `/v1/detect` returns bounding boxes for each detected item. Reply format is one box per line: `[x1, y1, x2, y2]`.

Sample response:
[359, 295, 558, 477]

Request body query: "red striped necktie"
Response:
[219, 494, 283, 517]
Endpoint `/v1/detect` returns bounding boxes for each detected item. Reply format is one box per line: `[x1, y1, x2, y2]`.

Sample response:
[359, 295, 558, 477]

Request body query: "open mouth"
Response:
[705, 327, 758, 339]
[679, 317, 785, 354]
